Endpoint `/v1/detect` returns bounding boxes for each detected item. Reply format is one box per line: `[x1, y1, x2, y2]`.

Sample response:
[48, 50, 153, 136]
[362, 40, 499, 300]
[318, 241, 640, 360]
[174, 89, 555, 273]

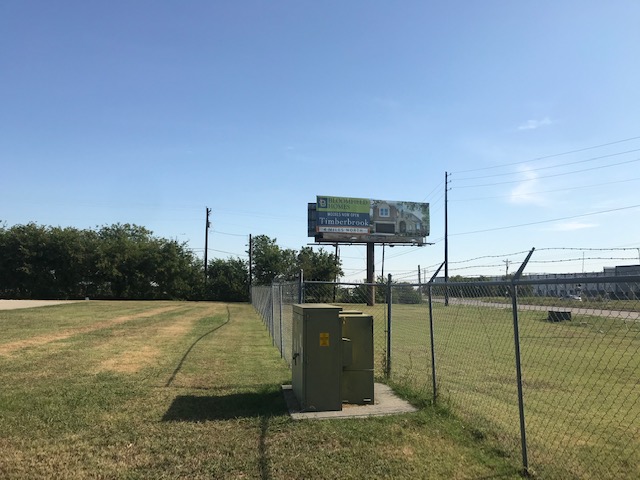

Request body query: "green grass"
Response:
[0, 301, 520, 479]
[333, 299, 640, 479]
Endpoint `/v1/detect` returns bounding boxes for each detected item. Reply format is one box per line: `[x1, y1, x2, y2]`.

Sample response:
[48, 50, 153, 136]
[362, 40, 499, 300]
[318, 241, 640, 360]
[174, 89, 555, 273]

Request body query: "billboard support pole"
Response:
[366, 242, 375, 306]
[204, 207, 211, 297]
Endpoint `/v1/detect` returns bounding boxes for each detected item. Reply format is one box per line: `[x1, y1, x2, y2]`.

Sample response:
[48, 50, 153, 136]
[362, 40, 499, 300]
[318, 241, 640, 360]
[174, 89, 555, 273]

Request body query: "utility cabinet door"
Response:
[303, 310, 342, 411]
[342, 315, 374, 369]
[341, 314, 375, 404]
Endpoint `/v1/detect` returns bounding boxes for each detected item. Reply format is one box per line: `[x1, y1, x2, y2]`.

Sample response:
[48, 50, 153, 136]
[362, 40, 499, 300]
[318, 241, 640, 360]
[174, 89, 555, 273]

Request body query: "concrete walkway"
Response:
[0, 300, 81, 310]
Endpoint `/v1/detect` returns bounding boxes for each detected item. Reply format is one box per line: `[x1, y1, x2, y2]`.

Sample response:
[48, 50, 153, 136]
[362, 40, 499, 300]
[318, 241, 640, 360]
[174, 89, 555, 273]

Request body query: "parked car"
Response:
[563, 294, 582, 301]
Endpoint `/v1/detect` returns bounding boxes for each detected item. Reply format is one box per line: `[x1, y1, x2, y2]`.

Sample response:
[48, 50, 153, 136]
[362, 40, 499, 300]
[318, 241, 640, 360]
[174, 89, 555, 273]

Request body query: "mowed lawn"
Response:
[338, 301, 640, 479]
[0, 301, 520, 479]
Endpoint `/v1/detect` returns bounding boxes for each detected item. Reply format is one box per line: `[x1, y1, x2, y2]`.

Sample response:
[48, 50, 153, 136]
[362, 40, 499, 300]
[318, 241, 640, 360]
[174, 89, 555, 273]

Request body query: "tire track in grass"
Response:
[0, 305, 183, 356]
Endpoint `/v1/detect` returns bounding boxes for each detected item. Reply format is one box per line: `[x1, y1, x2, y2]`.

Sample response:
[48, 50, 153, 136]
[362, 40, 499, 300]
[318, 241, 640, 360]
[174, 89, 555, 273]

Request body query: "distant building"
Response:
[434, 264, 640, 300]
[520, 265, 640, 299]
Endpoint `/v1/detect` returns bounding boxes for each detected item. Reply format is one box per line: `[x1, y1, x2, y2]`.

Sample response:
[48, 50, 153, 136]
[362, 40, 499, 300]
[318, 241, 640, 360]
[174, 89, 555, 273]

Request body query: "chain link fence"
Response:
[250, 282, 299, 364]
[252, 273, 640, 479]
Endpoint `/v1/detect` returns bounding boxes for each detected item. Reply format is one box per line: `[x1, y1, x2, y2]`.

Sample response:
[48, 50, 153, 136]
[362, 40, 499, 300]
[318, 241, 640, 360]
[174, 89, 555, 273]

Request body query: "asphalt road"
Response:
[443, 297, 640, 321]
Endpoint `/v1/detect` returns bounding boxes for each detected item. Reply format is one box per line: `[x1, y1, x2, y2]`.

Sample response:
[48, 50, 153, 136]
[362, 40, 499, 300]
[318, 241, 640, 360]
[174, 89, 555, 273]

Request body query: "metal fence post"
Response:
[428, 262, 445, 404]
[298, 269, 304, 304]
[511, 283, 529, 475]
[428, 283, 437, 403]
[386, 273, 392, 379]
[270, 284, 276, 345]
[278, 284, 284, 358]
[511, 248, 534, 476]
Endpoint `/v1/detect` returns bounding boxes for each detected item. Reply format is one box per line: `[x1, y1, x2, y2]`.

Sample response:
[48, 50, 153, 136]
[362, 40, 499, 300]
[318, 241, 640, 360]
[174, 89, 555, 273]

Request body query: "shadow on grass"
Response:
[162, 388, 288, 422]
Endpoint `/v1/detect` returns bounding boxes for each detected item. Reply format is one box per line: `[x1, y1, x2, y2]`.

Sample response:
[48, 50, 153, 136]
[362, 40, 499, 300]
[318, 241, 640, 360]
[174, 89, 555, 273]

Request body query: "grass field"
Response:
[328, 299, 640, 479]
[0, 301, 521, 479]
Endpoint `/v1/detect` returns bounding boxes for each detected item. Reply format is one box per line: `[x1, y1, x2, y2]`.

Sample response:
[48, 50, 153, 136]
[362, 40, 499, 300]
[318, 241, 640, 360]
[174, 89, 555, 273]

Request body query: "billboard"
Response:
[309, 196, 430, 244]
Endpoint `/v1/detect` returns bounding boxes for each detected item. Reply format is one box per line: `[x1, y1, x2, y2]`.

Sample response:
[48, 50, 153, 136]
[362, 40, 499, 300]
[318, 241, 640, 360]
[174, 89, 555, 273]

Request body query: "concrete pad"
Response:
[282, 383, 418, 420]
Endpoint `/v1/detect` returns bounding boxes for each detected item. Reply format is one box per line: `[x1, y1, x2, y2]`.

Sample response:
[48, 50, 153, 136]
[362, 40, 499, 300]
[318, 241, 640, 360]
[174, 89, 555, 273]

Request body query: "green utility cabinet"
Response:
[340, 312, 375, 404]
[292, 304, 343, 411]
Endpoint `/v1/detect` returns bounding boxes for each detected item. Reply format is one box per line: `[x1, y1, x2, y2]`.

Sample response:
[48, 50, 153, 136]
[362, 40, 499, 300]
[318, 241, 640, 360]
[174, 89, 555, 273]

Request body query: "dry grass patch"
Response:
[94, 303, 227, 375]
[0, 305, 181, 356]
[98, 345, 160, 374]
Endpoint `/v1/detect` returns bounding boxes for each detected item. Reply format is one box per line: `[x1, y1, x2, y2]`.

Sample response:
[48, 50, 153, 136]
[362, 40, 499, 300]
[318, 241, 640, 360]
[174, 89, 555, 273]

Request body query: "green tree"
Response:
[95, 224, 156, 298]
[153, 238, 201, 300]
[46, 226, 99, 298]
[0, 222, 201, 300]
[95, 224, 200, 299]
[393, 282, 422, 304]
[0, 223, 51, 298]
[206, 257, 249, 301]
[250, 235, 297, 285]
[296, 246, 342, 281]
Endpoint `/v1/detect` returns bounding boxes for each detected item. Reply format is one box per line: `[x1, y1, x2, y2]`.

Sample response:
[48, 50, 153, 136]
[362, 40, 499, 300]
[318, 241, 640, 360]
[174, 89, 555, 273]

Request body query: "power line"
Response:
[428, 191, 446, 207]
[455, 148, 640, 181]
[422, 181, 444, 202]
[427, 247, 640, 275]
[431, 236, 445, 245]
[209, 248, 248, 257]
[454, 157, 640, 189]
[452, 135, 640, 174]
[451, 204, 640, 237]
[384, 245, 424, 260]
[211, 230, 247, 237]
[451, 177, 640, 202]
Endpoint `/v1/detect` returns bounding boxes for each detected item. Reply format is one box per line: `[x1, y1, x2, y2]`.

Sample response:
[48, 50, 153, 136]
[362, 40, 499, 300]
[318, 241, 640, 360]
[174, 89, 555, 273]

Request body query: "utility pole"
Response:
[204, 207, 211, 288]
[444, 171, 450, 306]
[418, 264, 422, 296]
[504, 259, 511, 277]
[249, 234, 253, 293]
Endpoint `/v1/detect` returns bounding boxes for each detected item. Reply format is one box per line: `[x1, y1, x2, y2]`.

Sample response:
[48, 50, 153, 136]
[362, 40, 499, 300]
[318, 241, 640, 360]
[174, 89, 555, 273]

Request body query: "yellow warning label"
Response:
[319, 332, 330, 347]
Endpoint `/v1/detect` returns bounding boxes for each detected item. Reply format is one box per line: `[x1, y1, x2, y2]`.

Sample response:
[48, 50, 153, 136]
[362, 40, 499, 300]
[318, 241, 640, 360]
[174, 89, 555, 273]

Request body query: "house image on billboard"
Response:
[371, 201, 424, 236]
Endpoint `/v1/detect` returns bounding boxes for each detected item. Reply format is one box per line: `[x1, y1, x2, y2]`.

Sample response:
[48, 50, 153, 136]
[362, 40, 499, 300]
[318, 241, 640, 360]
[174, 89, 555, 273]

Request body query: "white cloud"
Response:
[509, 168, 547, 206]
[517, 117, 553, 131]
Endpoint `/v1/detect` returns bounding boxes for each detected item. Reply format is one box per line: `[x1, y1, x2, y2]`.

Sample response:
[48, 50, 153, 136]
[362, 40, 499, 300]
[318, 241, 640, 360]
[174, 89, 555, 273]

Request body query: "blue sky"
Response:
[2, 1, 640, 281]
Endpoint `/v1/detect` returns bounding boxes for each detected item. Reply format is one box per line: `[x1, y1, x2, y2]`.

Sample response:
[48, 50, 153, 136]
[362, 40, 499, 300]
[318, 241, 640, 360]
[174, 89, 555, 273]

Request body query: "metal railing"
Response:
[252, 271, 640, 479]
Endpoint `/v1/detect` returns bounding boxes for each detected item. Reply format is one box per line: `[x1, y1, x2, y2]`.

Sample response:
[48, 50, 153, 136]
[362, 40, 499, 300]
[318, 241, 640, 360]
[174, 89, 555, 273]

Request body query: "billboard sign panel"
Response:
[316, 196, 371, 235]
[311, 196, 430, 244]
